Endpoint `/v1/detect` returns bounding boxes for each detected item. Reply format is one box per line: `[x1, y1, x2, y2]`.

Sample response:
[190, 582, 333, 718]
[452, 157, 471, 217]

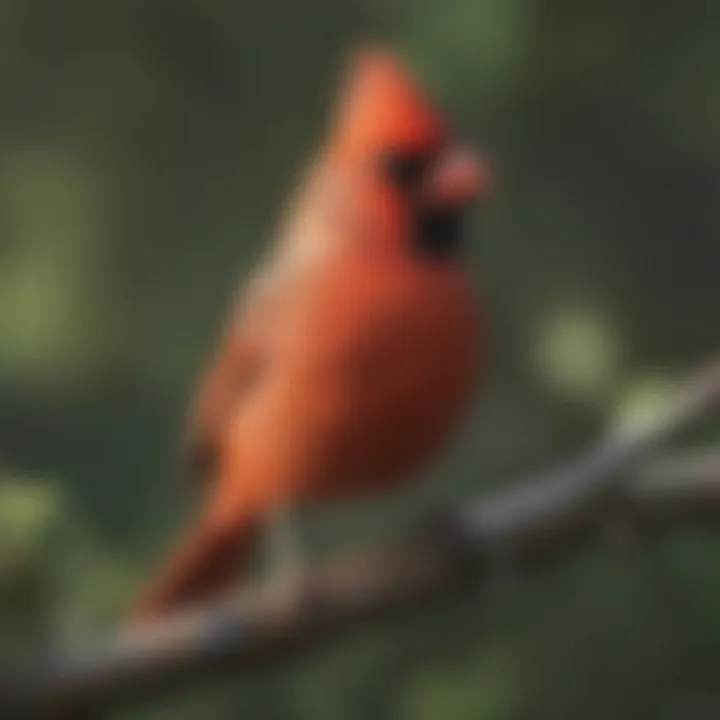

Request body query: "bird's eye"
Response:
[381, 151, 429, 191]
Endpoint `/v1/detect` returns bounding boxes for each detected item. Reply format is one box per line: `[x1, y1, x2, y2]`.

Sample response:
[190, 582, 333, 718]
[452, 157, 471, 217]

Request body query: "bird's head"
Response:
[326, 48, 491, 259]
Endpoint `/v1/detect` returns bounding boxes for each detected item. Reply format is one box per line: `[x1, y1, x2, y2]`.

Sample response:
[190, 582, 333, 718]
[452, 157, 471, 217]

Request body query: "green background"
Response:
[0, 1, 717, 717]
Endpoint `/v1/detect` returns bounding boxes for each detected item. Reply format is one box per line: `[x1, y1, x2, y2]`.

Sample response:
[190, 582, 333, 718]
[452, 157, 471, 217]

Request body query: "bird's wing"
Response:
[183, 163, 339, 483]
[181, 252, 296, 483]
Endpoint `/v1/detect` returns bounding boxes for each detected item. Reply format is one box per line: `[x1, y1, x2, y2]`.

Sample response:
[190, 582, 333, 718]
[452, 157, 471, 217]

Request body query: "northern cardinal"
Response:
[132, 48, 491, 622]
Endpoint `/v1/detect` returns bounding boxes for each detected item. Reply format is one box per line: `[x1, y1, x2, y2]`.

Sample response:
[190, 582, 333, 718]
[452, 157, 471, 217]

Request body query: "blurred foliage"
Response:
[0, 0, 717, 718]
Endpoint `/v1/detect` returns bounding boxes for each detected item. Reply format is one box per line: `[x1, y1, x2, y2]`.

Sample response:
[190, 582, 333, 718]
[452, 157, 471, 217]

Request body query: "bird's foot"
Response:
[264, 561, 327, 621]
[417, 502, 478, 565]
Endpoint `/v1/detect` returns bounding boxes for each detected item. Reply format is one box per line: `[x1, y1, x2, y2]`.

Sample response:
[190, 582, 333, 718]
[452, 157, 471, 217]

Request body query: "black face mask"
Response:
[413, 205, 464, 259]
[381, 148, 466, 261]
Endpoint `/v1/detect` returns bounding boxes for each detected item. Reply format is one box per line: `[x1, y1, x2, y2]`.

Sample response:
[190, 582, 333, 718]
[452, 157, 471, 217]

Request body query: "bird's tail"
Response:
[130, 512, 261, 624]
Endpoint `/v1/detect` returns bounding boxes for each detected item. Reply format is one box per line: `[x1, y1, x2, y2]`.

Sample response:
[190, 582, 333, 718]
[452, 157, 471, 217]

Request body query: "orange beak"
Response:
[425, 145, 491, 206]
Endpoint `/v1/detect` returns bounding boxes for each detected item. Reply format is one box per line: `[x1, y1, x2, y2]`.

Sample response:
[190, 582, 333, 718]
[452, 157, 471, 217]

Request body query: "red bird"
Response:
[132, 48, 491, 622]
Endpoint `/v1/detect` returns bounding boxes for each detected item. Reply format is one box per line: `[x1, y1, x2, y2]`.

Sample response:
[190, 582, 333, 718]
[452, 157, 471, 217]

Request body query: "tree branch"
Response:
[3, 361, 720, 718]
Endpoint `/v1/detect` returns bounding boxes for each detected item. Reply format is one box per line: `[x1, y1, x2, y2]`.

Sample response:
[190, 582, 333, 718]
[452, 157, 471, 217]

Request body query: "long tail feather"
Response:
[131, 516, 260, 623]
